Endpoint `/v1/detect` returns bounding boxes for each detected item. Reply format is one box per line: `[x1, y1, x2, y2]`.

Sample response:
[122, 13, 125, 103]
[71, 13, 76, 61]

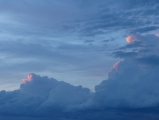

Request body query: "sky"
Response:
[1, 0, 159, 120]
[0, 0, 122, 90]
[1, 0, 159, 90]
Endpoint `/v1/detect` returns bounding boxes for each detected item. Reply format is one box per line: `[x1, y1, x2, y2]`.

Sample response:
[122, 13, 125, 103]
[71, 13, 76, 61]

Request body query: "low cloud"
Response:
[1, 34, 159, 119]
[0, 73, 90, 117]
[94, 34, 159, 109]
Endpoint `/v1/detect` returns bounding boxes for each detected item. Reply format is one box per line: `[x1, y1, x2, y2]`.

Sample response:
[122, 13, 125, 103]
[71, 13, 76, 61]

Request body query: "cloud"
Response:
[137, 55, 159, 66]
[94, 34, 159, 109]
[72, 0, 159, 38]
[113, 51, 138, 58]
[131, 26, 159, 33]
[1, 34, 159, 119]
[126, 35, 139, 43]
[0, 39, 112, 90]
[0, 73, 90, 117]
[1, 1, 159, 119]
[2, 0, 158, 39]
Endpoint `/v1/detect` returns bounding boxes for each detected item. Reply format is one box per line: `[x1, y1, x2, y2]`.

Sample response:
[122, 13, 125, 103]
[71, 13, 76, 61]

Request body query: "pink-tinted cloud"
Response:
[126, 35, 139, 43]
[22, 73, 33, 84]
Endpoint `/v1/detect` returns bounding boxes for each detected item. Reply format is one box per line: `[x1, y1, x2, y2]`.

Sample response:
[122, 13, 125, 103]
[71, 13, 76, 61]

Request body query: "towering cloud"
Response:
[94, 34, 159, 108]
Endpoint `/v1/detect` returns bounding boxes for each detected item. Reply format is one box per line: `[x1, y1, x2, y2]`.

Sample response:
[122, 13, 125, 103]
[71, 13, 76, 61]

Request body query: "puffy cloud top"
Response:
[126, 35, 139, 43]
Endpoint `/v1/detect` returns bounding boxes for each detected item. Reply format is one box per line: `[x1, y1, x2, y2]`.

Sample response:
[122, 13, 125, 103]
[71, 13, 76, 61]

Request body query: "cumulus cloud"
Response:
[1, 34, 159, 120]
[94, 34, 159, 109]
[0, 73, 90, 117]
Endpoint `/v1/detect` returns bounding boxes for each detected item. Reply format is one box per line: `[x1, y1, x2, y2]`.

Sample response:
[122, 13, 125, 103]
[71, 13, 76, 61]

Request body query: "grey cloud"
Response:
[114, 34, 159, 60]
[2, 34, 159, 120]
[1, 0, 159, 40]
[0, 73, 90, 117]
[137, 55, 159, 66]
[1, 1, 159, 119]
[93, 34, 159, 110]
[1, 73, 159, 120]
[70, 0, 159, 38]
[131, 26, 159, 34]
[113, 51, 138, 58]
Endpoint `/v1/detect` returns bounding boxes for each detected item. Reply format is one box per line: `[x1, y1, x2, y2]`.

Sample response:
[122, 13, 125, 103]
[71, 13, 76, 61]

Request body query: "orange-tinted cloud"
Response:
[126, 35, 138, 43]
[22, 73, 33, 84]
[113, 61, 121, 69]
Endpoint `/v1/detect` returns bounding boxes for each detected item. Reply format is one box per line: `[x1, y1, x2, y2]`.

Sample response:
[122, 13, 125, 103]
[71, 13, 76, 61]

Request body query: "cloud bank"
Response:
[1, 34, 159, 119]
[0, 73, 90, 117]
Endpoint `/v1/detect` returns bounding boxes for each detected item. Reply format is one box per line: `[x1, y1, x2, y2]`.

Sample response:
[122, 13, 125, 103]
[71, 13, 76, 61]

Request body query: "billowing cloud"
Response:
[0, 73, 90, 117]
[22, 73, 33, 83]
[94, 34, 159, 109]
[1, 34, 159, 119]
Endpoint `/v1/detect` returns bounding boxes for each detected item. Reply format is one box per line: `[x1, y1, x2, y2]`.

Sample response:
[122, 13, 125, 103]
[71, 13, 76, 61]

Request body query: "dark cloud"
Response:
[131, 26, 159, 34]
[0, 73, 90, 118]
[137, 55, 159, 66]
[114, 34, 159, 60]
[113, 51, 138, 58]
[2, 72, 159, 120]
[1, 0, 159, 40]
[70, 0, 159, 37]
[93, 34, 159, 111]
[1, 34, 159, 120]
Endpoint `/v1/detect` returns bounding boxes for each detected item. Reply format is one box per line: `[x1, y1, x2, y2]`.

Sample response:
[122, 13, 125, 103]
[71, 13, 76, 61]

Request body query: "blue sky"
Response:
[1, 0, 159, 90]
[1, 0, 158, 91]
[1, 0, 159, 119]
[0, 0, 125, 90]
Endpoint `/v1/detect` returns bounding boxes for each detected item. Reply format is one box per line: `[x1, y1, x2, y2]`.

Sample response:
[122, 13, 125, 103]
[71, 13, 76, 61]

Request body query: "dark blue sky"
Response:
[1, 0, 159, 119]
